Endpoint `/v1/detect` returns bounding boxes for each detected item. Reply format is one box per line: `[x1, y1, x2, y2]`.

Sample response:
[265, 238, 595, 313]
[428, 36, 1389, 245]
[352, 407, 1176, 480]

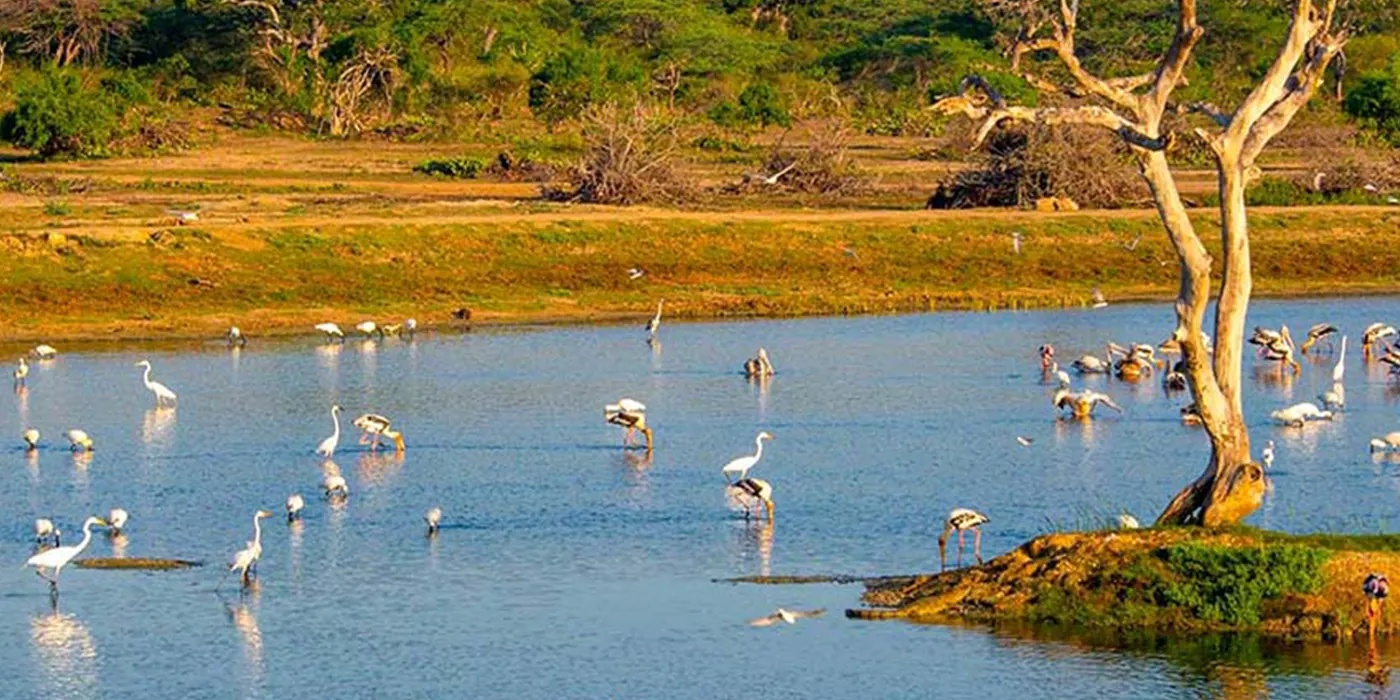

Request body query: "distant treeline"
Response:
[2, 0, 1400, 156]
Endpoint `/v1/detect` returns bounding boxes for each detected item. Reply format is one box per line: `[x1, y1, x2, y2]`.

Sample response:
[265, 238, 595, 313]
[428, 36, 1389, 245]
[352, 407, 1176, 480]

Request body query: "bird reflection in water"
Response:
[225, 590, 266, 689]
[730, 519, 775, 578]
[313, 342, 341, 370]
[142, 407, 176, 444]
[107, 532, 129, 559]
[30, 607, 99, 700]
[356, 450, 404, 486]
[1053, 413, 1099, 445]
[26, 448, 40, 481]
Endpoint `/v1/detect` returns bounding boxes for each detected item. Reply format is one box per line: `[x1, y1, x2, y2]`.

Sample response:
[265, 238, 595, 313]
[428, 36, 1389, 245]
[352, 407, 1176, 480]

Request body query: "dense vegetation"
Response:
[1, 0, 1399, 160]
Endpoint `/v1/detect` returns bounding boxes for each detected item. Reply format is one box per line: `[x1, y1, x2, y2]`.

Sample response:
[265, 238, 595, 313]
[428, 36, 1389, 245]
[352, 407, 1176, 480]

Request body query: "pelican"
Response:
[721, 431, 773, 482]
[645, 300, 663, 337]
[726, 477, 775, 520]
[355, 321, 382, 338]
[744, 348, 775, 378]
[106, 509, 129, 534]
[315, 323, 345, 341]
[34, 519, 60, 547]
[30, 344, 57, 360]
[316, 404, 343, 458]
[134, 360, 178, 406]
[353, 413, 405, 452]
[14, 357, 29, 386]
[323, 473, 349, 497]
[229, 510, 273, 587]
[1365, 323, 1397, 359]
[1261, 440, 1275, 471]
[65, 430, 93, 451]
[1071, 346, 1113, 374]
[1052, 388, 1123, 418]
[1117, 513, 1141, 530]
[26, 515, 107, 591]
[22, 428, 39, 450]
[227, 326, 247, 347]
[1251, 325, 1300, 374]
[425, 506, 442, 535]
[1051, 364, 1071, 389]
[1270, 402, 1334, 427]
[938, 508, 989, 571]
[748, 608, 825, 627]
[1039, 344, 1056, 371]
[1370, 432, 1400, 452]
[1300, 323, 1338, 354]
[286, 494, 305, 522]
[604, 399, 653, 451]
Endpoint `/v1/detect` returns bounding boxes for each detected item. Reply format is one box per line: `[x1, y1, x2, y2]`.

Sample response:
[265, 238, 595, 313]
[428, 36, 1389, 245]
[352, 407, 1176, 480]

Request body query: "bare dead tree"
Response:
[223, 0, 328, 97]
[328, 47, 398, 136]
[0, 0, 135, 66]
[938, 0, 1347, 526]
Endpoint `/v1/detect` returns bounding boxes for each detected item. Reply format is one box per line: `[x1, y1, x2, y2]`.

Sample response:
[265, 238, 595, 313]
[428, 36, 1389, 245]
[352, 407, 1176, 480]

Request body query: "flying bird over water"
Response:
[748, 608, 825, 627]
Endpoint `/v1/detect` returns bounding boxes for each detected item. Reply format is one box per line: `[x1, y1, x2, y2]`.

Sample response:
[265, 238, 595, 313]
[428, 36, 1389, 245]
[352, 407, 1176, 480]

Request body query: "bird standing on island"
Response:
[748, 608, 825, 627]
[135, 360, 178, 407]
[605, 399, 653, 451]
[939, 508, 989, 571]
[721, 432, 773, 482]
[229, 510, 273, 587]
[26, 516, 107, 593]
[1365, 572, 1390, 637]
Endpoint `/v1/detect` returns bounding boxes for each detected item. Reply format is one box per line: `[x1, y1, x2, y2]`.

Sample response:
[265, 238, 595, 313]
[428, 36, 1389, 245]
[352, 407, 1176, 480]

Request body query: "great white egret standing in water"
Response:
[26, 515, 107, 592]
[721, 432, 773, 482]
[134, 360, 178, 407]
[316, 405, 343, 458]
[938, 508, 989, 571]
[229, 510, 273, 587]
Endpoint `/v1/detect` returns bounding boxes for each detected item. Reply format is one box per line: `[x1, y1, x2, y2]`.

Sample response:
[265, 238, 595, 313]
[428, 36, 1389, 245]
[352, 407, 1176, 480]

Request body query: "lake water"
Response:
[2, 299, 1399, 699]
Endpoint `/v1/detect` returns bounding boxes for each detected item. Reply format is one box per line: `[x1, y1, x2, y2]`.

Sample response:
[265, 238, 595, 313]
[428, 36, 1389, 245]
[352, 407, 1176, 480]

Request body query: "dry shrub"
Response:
[1302, 148, 1400, 194]
[733, 120, 867, 194]
[928, 123, 1147, 209]
[544, 103, 694, 205]
[487, 151, 560, 182]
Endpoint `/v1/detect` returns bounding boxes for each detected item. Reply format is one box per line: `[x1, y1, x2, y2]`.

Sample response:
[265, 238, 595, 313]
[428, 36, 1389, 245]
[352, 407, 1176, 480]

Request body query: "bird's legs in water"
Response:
[956, 529, 965, 568]
[623, 427, 635, 447]
[972, 527, 983, 564]
[34, 569, 56, 587]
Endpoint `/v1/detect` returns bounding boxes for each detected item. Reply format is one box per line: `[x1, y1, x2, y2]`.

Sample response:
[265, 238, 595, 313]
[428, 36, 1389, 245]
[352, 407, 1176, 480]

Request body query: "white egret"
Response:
[134, 360, 178, 406]
[939, 508, 989, 570]
[721, 432, 773, 482]
[748, 608, 825, 627]
[315, 323, 345, 341]
[355, 321, 382, 338]
[227, 327, 247, 347]
[316, 405, 343, 458]
[30, 345, 57, 360]
[23, 428, 39, 450]
[14, 357, 29, 386]
[604, 399, 653, 451]
[353, 413, 405, 452]
[65, 430, 93, 451]
[425, 506, 442, 535]
[229, 510, 273, 587]
[1320, 337, 1347, 410]
[645, 300, 663, 337]
[107, 509, 129, 534]
[1052, 388, 1123, 418]
[323, 473, 349, 497]
[1270, 402, 1334, 426]
[286, 494, 305, 522]
[34, 519, 60, 547]
[726, 477, 775, 520]
[26, 516, 107, 591]
[1117, 513, 1141, 530]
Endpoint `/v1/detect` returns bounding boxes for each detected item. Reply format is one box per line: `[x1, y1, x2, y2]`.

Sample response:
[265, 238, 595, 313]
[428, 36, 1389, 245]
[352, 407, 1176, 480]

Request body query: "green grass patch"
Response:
[413, 156, 486, 179]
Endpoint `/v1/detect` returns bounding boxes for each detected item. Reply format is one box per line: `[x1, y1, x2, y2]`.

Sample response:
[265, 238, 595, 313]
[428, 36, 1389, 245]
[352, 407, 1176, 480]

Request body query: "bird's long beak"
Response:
[94, 518, 109, 527]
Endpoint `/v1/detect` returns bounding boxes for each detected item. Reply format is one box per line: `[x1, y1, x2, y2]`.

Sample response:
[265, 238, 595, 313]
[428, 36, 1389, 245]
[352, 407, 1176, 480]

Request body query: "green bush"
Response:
[708, 83, 791, 128]
[1157, 543, 1328, 626]
[413, 156, 487, 178]
[0, 70, 121, 159]
[1200, 177, 1393, 206]
[1345, 55, 1400, 143]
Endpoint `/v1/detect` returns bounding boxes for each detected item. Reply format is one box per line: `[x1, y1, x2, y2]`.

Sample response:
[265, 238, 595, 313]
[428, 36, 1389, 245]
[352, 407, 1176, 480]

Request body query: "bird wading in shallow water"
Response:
[353, 413, 406, 452]
[1270, 402, 1334, 427]
[721, 432, 773, 482]
[939, 508, 989, 571]
[65, 430, 93, 452]
[316, 405, 343, 458]
[1364, 323, 1396, 360]
[22, 428, 39, 451]
[106, 509, 129, 535]
[26, 516, 107, 593]
[604, 399, 653, 451]
[1052, 388, 1123, 419]
[227, 327, 247, 347]
[645, 300, 663, 338]
[1365, 573, 1390, 637]
[726, 477, 775, 521]
[34, 519, 60, 548]
[425, 507, 442, 536]
[286, 494, 305, 522]
[315, 323, 346, 342]
[14, 357, 29, 387]
[1300, 323, 1338, 354]
[229, 510, 273, 588]
[134, 360, 178, 407]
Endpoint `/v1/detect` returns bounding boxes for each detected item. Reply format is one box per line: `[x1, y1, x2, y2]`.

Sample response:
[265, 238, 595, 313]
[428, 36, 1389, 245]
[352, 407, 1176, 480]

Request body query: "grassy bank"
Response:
[4, 204, 1400, 342]
[852, 528, 1400, 641]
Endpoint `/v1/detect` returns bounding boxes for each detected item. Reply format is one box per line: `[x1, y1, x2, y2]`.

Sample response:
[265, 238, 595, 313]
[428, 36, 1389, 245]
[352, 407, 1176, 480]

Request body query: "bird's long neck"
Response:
[753, 436, 765, 461]
[330, 409, 341, 440]
[142, 364, 153, 389]
[252, 515, 264, 547]
[76, 520, 97, 554]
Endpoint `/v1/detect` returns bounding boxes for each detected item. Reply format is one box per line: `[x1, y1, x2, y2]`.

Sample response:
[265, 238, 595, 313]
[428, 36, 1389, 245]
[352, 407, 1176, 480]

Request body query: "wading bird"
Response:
[14, 357, 28, 386]
[744, 348, 775, 378]
[1162, 361, 1188, 392]
[1261, 440, 1275, 471]
[65, 430, 93, 452]
[604, 399, 653, 451]
[315, 323, 345, 341]
[721, 432, 773, 482]
[627, 268, 646, 280]
[323, 474, 349, 498]
[1071, 347, 1113, 374]
[30, 345, 57, 360]
[23, 428, 39, 451]
[1091, 287, 1108, 309]
[1300, 323, 1338, 354]
[26, 515, 107, 592]
[1370, 432, 1400, 452]
[1365, 573, 1390, 636]
[353, 413, 406, 452]
[1052, 388, 1123, 419]
[229, 510, 273, 587]
[425, 507, 442, 536]
[227, 327, 247, 347]
[748, 608, 825, 627]
[1320, 336, 1347, 410]
[726, 477, 775, 520]
[1117, 513, 1141, 530]
[939, 508, 989, 571]
[645, 300, 663, 337]
[1250, 326, 1300, 374]
[34, 519, 59, 547]
[316, 405, 343, 458]
[1039, 344, 1055, 371]
[1270, 402, 1334, 427]
[355, 321, 382, 338]
[286, 494, 304, 522]
[106, 509, 129, 535]
[1364, 323, 1397, 360]
[134, 360, 178, 407]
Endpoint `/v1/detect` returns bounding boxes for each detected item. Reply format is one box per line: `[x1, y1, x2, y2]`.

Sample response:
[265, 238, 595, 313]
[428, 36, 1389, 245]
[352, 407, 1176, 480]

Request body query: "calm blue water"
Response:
[2, 299, 1399, 699]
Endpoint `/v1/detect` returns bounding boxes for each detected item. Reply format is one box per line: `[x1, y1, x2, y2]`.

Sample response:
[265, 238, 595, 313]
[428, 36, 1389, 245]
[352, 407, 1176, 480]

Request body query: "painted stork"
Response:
[34, 519, 60, 547]
[744, 348, 775, 378]
[286, 494, 305, 522]
[726, 477, 775, 520]
[106, 509, 129, 534]
[22, 428, 39, 451]
[355, 321, 383, 338]
[1300, 323, 1338, 354]
[1364, 323, 1397, 359]
[315, 323, 346, 341]
[605, 398, 653, 451]
[323, 473, 349, 497]
[939, 508, 989, 571]
[65, 430, 93, 451]
[425, 506, 442, 536]
[353, 413, 406, 452]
